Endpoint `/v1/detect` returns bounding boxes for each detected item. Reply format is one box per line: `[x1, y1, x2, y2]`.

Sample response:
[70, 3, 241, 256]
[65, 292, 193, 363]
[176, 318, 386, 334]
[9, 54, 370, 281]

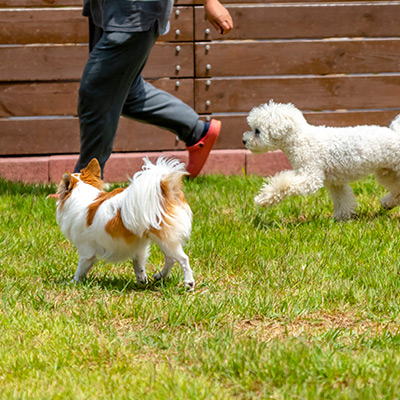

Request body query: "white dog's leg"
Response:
[255, 170, 323, 207]
[380, 194, 400, 210]
[325, 183, 357, 220]
[132, 244, 150, 285]
[73, 255, 97, 282]
[375, 168, 400, 210]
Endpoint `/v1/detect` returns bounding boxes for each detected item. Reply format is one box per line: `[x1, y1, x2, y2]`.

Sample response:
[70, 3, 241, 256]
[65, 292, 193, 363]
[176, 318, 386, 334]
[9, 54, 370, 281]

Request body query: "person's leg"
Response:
[122, 77, 221, 178]
[74, 25, 158, 174]
[122, 77, 205, 146]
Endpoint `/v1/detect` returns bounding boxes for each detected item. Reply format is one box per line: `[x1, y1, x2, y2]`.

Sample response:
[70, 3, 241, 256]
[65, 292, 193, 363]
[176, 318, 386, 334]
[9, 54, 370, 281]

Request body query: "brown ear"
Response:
[62, 171, 72, 190]
[81, 158, 101, 179]
[57, 171, 78, 201]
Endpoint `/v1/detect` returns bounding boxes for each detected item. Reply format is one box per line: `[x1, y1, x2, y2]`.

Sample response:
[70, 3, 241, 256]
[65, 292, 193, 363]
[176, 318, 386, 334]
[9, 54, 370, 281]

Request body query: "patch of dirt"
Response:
[234, 311, 400, 342]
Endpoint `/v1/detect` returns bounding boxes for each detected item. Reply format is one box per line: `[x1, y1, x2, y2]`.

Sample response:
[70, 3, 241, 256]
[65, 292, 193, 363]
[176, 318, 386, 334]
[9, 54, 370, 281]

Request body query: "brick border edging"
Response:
[0, 150, 291, 183]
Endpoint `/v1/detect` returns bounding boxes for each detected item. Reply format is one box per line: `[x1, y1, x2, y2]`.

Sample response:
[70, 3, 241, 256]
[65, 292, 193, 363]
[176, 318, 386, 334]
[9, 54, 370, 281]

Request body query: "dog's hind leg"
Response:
[325, 183, 357, 220]
[132, 242, 150, 284]
[153, 241, 194, 291]
[73, 255, 97, 282]
[375, 168, 400, 210]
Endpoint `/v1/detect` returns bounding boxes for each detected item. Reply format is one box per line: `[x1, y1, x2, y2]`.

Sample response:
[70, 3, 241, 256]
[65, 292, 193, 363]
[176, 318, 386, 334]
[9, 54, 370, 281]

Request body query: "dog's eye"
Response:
[255, 129, 261, 135]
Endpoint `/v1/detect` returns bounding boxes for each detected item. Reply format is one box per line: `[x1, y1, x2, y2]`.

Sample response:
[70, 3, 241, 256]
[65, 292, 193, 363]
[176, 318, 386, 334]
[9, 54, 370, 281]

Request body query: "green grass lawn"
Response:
[1, 174, 400, 399]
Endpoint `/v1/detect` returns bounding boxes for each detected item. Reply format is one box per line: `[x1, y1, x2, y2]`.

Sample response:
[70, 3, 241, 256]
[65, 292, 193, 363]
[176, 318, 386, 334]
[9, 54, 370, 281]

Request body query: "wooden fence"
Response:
[1, 0, 400, 179]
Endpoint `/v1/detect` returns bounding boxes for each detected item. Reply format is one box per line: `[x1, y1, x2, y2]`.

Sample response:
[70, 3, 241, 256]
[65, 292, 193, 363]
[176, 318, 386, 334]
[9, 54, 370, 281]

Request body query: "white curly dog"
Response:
[242, 100, 400, 220]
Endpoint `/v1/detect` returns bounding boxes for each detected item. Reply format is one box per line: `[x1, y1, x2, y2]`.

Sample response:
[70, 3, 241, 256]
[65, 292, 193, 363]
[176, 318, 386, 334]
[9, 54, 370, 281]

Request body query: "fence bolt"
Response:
[206, 64, 211, 71]
[175, 81, 181, 88]
[175, 29, 181, 36]
[205, 28, 211, 36]
[205, 100, 211, 107]
[175, 10, 180, 16]
[206, 116, 211, 122]
[175, 65, 181, 72]
[175, 45, 181, 52]
[205, 45, 210, 53]
[206, 80, 211, 86]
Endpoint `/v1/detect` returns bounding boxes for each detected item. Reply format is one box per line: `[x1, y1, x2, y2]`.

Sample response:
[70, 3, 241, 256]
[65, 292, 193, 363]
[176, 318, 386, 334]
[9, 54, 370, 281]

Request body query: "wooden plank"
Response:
[0, 0, 82, 6]
[0, 82, 79, 117]
[0, 117, 187, 155]
[145, 42, 194, 78]
[0, 118, 81, 155]
[2, 109, 399, 156]
[212, 110, 400, 150]
[195, 38, 400, 77]
[0, 6, 193, 44]
[195, 3, 400, 41]
[0, 44, 87, 82]
[159, 7, 194, 43]
[0, 42, 193, 82]
[0, 8, 87, 45]
[304, 109, 400, 127]
[174, 0, 195, 5]
[194, 75, 400, 113]
[0, 79, 194, 117]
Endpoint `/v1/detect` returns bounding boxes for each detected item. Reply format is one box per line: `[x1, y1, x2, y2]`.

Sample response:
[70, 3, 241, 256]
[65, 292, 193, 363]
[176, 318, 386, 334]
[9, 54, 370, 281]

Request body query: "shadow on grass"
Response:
[90, 275, 166, 292]
[352, 207, 400, 221]
[251, 210, 330, 230]
[52, 273, 181, 293]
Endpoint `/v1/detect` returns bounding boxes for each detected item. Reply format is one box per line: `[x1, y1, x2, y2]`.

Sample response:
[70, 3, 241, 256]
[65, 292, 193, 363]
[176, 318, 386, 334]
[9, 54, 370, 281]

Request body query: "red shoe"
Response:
[186, 119, 221, 178]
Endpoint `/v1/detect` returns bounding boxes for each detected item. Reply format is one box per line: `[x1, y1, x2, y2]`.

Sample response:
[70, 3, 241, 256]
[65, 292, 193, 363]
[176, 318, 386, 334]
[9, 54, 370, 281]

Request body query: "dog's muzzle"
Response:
[242, 139, 247, 146]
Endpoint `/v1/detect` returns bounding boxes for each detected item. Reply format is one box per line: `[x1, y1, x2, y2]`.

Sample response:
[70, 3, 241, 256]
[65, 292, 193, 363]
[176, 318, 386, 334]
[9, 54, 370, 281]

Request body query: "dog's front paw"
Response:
[333, 209, 356, 221]
[136, 274, 148, 285]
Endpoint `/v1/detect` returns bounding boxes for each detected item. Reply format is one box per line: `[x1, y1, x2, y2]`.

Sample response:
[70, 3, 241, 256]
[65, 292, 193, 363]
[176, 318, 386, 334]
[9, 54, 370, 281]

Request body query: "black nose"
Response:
[242, 139, 247, 145]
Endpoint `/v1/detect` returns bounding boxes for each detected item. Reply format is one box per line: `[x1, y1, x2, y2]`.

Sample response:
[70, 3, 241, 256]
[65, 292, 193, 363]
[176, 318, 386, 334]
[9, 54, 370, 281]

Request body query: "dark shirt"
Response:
[82, 0, 173, 34]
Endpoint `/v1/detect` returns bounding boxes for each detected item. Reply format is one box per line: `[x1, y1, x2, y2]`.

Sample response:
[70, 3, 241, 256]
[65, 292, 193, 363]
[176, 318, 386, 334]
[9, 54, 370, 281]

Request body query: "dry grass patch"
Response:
[235, 311, 400, 342]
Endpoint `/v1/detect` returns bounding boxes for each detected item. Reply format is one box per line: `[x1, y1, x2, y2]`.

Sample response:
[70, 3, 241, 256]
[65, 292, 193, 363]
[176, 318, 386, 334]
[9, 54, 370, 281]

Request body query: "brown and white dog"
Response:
[56, 157, 194, 290]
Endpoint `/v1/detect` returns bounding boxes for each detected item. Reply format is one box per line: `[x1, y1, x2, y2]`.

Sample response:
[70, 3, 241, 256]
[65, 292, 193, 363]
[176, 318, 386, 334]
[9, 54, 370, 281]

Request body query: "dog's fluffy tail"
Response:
[389, 114, 400, 134]
[121, 157, 190, 237]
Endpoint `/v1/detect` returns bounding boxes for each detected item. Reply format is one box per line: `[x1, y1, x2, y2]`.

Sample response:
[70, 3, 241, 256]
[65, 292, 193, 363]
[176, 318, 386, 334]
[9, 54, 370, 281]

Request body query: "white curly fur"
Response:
[242, 100, 400, 220]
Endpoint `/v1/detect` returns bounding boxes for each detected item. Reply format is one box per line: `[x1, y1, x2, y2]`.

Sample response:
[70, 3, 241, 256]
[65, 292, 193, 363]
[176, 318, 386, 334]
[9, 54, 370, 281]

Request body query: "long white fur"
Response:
[122, 157, 187, 237]
[56, 157, 194, 289]
[242, 100, 400, 220]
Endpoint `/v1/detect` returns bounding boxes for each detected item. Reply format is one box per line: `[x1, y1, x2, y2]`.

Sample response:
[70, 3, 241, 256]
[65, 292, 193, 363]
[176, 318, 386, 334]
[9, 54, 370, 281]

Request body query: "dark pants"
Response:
[74, 19, 203, 174]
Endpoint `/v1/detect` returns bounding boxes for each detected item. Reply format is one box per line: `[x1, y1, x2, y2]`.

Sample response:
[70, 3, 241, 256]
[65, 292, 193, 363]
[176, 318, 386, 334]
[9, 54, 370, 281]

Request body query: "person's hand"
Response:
[204, 0, 233, 35]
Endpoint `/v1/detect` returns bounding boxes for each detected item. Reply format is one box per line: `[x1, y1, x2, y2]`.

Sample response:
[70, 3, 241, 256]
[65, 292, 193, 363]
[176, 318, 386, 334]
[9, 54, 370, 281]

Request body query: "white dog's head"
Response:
[242, 100, 308, 153]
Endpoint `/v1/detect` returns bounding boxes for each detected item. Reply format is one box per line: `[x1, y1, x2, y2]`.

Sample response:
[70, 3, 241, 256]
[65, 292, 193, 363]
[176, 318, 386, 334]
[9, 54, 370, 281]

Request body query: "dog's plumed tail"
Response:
[121, 157, 190, 237]
[389, 114, 400, 134]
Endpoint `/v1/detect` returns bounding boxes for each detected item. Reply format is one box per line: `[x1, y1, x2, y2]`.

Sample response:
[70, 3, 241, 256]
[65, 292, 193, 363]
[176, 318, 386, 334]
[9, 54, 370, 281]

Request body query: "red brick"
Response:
[246, 150, 292, 176]
[49, 155, 79, 183]
[200, 149, 247, 175]
[0, 156, 49, 183]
